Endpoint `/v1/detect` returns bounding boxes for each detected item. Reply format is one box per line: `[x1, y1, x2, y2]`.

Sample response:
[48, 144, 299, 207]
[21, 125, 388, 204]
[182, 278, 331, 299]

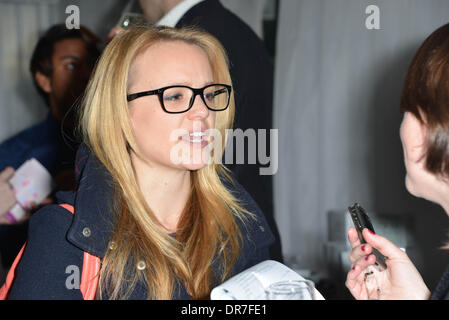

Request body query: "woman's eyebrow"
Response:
[168, 80, 216, 87]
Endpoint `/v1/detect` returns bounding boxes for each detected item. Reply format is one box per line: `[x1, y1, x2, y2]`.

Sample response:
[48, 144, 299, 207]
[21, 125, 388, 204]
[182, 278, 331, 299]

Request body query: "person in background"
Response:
[0, 24, 100, 269]
[4, 25, 274, 300]
[108, 0, 283, 263]
[346, 23, 449, 300]
[0, 24, 100, 192]
[0, 168, 16, 224]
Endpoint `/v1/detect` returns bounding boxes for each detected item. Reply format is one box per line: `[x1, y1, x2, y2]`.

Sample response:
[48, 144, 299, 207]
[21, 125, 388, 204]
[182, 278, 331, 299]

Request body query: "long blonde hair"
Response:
[79, 25, 252, 299]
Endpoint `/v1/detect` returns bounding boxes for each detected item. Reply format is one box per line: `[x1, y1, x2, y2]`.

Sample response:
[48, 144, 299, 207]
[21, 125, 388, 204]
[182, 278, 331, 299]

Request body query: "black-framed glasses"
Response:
[127, 84, 232, 114]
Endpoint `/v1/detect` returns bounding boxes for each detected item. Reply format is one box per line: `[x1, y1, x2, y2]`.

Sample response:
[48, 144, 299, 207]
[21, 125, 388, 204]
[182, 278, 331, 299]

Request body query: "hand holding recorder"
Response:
[345, 203, 431, 300]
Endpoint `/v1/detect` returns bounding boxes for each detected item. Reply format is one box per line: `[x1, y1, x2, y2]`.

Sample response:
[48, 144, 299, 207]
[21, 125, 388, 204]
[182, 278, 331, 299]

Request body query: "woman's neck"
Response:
[421, 177, 449, 219]
[132, 154, 191, 233]
[438, 195, 449, 219]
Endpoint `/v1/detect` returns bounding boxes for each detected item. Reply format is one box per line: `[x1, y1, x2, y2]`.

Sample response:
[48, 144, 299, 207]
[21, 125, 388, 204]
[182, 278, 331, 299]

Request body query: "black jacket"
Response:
[432, 264, 449, 300]
[176, 0, 282, 262]
[7, 144, 274, 299]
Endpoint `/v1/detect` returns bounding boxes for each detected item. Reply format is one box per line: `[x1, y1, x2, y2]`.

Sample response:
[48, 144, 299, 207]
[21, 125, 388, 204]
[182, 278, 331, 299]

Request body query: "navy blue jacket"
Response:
[432, 264, 449, 300]
[7, 144, 274, 299]
[0, 112, 77, 176]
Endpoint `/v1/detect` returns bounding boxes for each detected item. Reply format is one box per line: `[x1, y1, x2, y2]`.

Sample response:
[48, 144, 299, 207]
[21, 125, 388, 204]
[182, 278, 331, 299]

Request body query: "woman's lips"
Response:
[180, 131, 210, 146]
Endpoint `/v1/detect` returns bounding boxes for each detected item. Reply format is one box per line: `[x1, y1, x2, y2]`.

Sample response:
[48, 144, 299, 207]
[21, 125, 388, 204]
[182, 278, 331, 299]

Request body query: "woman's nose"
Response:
[187, 94, 209, 119]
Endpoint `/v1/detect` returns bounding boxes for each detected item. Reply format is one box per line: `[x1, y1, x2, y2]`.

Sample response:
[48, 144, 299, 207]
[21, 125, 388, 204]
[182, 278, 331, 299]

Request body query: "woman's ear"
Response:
[34, 71, 52, 94]
[402, 112, 427, 164]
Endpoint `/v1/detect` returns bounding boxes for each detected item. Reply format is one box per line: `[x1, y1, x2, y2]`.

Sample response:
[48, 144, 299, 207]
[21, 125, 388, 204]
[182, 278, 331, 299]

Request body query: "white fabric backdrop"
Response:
[0, 0, 58, 143]
[274, 0, 449, 288]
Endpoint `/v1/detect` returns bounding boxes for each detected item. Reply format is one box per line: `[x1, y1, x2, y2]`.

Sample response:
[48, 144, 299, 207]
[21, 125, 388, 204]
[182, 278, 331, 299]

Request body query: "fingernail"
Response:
[361, 245, 366, 251]
[365, 256, 369, 261]
[367, 229, 375, 235]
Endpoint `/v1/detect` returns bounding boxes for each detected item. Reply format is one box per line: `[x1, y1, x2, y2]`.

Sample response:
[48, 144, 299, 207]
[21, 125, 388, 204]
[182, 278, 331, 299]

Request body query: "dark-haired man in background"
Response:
[0, 24, 100, 270]
[0, 24, 100, 191]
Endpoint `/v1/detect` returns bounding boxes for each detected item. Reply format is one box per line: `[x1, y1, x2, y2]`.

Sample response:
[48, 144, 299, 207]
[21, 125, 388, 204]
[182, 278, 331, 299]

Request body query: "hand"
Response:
[345, 227, 431, 300]
[0, 196, 54, 225]
[0, 167, 17, 220]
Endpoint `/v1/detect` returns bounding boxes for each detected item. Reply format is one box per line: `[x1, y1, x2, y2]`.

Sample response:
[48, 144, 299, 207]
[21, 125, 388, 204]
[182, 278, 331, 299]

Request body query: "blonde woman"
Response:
[4, 26, 274, 299]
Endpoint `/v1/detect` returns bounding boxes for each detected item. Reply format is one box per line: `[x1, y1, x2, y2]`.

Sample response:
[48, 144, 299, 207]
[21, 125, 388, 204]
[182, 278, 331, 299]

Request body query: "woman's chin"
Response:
[183, 165, 207, 172]
[180, 160, 208, 171]
[405, 175, 432, 201]
[405, 175, 419, 197]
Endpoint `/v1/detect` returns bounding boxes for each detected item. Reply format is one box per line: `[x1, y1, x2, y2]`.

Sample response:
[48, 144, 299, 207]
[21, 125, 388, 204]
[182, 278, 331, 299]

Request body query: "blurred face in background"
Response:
[37, 38, 92, 128]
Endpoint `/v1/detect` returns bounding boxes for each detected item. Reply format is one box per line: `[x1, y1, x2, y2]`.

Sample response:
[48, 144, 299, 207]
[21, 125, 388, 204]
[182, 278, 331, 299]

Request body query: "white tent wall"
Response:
[0, 0, 59, 145]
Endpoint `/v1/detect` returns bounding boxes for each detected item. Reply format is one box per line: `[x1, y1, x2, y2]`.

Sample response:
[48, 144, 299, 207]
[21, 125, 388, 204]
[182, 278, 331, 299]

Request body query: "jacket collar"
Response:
[66, 143, 115, 258]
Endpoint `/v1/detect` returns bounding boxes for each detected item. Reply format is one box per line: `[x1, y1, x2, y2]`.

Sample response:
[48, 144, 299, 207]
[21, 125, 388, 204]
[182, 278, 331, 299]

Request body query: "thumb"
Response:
[362, 228, 405, 260]
[0, 167, 15, 182]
